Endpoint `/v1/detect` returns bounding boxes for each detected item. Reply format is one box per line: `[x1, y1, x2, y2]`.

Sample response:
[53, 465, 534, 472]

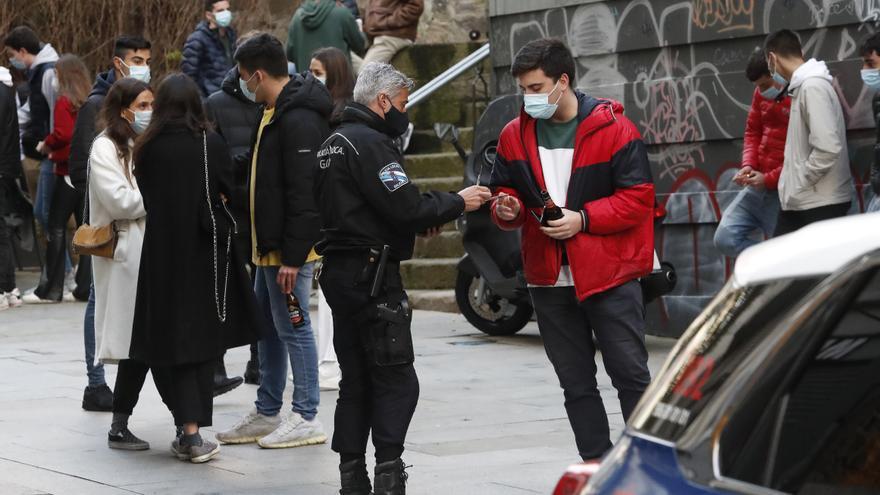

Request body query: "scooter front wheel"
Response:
[455, 270, 532, 336]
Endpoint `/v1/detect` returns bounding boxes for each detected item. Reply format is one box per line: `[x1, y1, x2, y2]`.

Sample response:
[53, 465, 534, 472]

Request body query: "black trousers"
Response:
[153, 359, 215, 427]
[34, 176, 90, 300]
[529, 280, 651, 460]
[319, 253, 418, 462]
[0, 187, 14, 293]
[774, 202, 850, 237]
[113, 359, 174, 416]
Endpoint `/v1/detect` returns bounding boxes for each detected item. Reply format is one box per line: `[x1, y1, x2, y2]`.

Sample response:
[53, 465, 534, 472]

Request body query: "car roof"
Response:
[733, 212, 880, 287]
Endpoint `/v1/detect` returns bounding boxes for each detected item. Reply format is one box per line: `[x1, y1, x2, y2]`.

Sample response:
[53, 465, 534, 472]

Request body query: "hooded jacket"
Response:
[742, 87, 790, 190]
[364, 0, 423, 41]
[0, 67, 22, 178]
[21, 43, 58, 159]
[206, 67, 261, 235]
[245, 73, 332, 267]
[181, 21, 237, 98]
[778, 59, 853, 211]
[68, 69, 116, 191]
[286, 0, 365, 73]
[490, 93, 655, 302]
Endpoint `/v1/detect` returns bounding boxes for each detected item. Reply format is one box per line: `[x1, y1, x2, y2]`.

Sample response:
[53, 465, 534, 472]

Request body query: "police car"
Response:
[553, 213, 880, 495]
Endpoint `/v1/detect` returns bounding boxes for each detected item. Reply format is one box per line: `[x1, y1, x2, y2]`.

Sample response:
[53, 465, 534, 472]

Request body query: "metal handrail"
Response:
[407, 43, 490, 108]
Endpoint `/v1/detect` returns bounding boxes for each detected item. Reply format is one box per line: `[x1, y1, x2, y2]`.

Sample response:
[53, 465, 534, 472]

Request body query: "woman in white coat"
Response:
[90, 78, 168, 451]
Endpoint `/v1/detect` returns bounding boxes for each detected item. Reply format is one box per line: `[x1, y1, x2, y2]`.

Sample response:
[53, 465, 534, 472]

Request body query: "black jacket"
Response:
[69, 70, 116, 191]
[181, 21, 237, 98]
[206, 68, 261, 233]
[21, 61, 54, 159]
[0, 82, 22, 178]
[314, 103, 465, 261]
[242, 73, 332, 267]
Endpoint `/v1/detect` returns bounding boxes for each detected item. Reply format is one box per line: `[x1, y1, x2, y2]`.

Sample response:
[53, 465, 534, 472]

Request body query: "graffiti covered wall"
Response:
[489, 0, 879, 336]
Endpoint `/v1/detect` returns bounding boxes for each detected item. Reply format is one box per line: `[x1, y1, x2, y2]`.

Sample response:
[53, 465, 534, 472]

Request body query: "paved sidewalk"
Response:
[0, 273, 674, 495]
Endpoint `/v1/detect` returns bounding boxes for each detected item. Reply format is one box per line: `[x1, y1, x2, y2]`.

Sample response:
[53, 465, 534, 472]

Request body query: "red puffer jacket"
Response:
[742, 87, 790, 189]
[490, 93, 655, 301]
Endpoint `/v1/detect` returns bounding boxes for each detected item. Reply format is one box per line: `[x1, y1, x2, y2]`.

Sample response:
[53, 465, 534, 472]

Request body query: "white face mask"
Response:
[120, 59, 151, 84]
[316, 76, 327, 86]
[523, 81, 563, 120]
[214, 9, 233, 28]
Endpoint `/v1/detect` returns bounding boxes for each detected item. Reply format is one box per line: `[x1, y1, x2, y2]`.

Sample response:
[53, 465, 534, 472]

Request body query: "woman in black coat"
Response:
[130, 73, 259, 464]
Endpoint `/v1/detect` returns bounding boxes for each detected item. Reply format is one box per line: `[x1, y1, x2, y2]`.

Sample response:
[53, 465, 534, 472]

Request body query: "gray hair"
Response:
[353, 62, 415, 105]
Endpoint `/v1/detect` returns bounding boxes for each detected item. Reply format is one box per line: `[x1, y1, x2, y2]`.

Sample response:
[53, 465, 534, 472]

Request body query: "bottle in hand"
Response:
[287, 293, 306, 328]
[540, 190, 564, 226]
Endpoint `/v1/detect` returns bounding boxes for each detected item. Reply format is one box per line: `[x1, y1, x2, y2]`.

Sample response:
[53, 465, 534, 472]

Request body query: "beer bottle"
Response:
[540, 190, 564, 226]
[287, 293, 306, 328]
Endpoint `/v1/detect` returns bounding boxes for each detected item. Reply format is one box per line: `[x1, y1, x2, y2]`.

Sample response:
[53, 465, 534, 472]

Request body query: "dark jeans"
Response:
[773, 202, 851, 237]
[154, 360, 215, 427]
[320, 253, 418, 463]
[0, 209, 14, 293]
[113, 359, 173, 416]
[34, 176, 90, 300]
[529, 280, 651, 460]
[84, 283, 105, 386]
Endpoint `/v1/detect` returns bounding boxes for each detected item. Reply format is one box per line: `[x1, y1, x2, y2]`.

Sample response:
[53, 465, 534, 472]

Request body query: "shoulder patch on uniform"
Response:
[378, 163, 409, 192]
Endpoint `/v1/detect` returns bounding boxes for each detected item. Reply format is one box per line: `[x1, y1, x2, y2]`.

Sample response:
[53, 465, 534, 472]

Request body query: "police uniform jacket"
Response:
[314, 102, 464, 261]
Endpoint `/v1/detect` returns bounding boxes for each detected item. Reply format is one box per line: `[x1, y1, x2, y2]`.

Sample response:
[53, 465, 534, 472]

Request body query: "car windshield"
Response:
[631, 276, 821, 442]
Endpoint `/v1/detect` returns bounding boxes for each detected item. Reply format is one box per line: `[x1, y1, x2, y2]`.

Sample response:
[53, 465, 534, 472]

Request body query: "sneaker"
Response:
[64, 270, 76, 293]
[108, 427, 150, 450]
[0, 294, 8, 312]
[62, 291, 76, 303]
[172, 434, 220, 463]
[82, 384, 114, 412]
[22, 291, 58, 304]
[215, 408, 281, 444]
[7, 289, 22, 308]
[257, 412, 327, 449]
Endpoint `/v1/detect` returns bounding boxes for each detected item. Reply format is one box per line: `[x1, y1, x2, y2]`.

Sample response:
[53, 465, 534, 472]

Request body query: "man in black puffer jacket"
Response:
[182, 0, 238, 98]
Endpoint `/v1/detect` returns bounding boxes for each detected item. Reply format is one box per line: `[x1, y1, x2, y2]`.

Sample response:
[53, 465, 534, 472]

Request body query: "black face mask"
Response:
[383, 100, 410, 137]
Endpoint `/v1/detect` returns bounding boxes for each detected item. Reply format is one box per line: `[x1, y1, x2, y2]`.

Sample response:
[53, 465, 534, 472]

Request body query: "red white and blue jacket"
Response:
[490, 92, 655, 301]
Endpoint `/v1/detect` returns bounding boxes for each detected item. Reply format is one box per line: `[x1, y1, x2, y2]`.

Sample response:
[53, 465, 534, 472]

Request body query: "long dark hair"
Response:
[133, 73, 210, 173]
[98, 78, 151, 177]
[311, 47, 354, 123]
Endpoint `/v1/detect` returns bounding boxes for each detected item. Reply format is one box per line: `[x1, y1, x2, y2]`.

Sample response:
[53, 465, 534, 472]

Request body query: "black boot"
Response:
[213, 355, 244, 397]
[339, 458, 372, 495]
[373, 458, 408, 495]
[243, 343, 261, 385]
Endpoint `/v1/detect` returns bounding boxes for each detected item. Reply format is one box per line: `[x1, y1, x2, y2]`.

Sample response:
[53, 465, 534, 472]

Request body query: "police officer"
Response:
[314, 62, 490, 495]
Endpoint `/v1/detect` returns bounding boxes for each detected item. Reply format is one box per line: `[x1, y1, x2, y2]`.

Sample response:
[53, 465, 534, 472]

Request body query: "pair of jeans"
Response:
[774, 202, 851, 237]
[35, 175, 90, 300]
[0, 183, 14, 292]
[84, 283, 105, 387]
[254, 263, 320, 420]
[33, 161, 72, 276]
[713, 187, 780, 258]
[529, 281, 651, 460]
[319, 253, 418, 463]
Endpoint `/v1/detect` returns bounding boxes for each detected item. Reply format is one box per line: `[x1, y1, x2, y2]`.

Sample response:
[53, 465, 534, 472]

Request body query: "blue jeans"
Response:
[84, 282, 105, 386]
[714, 187, 780, 257]
[254, 263, 319, 420]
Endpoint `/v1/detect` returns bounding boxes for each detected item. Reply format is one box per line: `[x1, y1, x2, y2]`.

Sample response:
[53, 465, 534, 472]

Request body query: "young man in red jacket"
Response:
[491, 39, 654, 461]
[714, 50, 790, 257]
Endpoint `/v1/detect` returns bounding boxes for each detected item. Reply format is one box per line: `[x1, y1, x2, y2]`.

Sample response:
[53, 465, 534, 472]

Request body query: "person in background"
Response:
[205, 31, 263, 389]
[129, 73, 259, 463]
[285, 0, 366, 78]
[216, 33, 330, 451]
[310, 47, 355, 127]
[67, 35, 152, 413]
[362, 0, 423, 66]
[90, 78, 172, 451]
[713, 50, 789, 257]
[3, 26, 58, 235]
[182, 0, 238, 99]
[341, 0, 361, 20]
[23, 55, 91, 304]
[764, 29, 853, 235]
[0, 63, 23, 311]
[861, 33, 880, 212]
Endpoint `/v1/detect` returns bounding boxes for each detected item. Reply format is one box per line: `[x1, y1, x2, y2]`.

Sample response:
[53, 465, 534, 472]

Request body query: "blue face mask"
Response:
[768, 54, 788, 86]
[10, 57, 26, 71]
[214, 9, 233, 28]
[120, 60, 151, 84]
[862, 68, 880, 90]
[131, 110, 152, 134]
[760, 85, 782, 100]
[239, 72, 259, 103]
[523, 81, 563, 120]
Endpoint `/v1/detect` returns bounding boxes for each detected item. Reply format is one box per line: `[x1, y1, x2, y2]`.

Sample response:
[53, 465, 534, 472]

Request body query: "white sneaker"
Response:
[62, 291, 76, 303]
[21, 291, 58, 304]
[215, 408, 281, 444]
[64, 269, 76, 293]
[257, 412, 327, 449]
[7, 289, 22, 308]
[0, 294, 9, 311]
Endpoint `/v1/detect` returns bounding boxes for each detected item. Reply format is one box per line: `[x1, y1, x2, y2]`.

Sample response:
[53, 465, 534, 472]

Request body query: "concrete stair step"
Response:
[409, 99, 488, 129]
[407, 127, 474, 155]
[401, 258, 458, 290]
[414, 230, 464, 258]
[408, 289, 458, 313]
[413, 176, 464, 194]
[405, 152, 466, 179]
